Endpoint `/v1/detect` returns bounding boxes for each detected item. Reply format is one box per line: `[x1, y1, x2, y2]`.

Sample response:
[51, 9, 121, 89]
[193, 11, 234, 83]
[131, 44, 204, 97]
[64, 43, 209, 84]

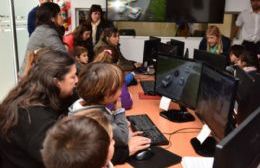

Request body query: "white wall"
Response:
[120, 36, 202, 63]
[225, 0, 250, 12]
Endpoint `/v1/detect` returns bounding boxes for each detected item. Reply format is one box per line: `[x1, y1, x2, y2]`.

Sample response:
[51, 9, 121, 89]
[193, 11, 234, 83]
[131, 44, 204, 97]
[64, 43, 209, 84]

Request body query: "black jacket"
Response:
[199, 35, 231, 57]
[0, 106, 64, 168]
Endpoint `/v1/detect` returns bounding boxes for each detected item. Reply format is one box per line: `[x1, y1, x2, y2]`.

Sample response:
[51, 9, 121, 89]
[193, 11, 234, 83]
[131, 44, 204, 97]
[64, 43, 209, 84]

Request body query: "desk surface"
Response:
[115, 75, 203, 168]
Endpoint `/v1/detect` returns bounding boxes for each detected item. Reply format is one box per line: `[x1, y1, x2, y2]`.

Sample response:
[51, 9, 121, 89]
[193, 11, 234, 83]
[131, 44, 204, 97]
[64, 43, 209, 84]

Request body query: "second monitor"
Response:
[155, 54, 202, 122]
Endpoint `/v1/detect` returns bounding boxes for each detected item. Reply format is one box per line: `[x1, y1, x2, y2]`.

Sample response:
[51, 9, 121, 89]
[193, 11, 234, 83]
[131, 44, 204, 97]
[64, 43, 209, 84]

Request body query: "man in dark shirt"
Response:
[27, 0, 52, 36]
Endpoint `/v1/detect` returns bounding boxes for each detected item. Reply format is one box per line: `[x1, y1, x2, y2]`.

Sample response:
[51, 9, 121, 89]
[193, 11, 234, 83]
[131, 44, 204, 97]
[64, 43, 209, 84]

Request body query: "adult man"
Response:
[27, 0, 52, 36]
[234, 0, 260, 55]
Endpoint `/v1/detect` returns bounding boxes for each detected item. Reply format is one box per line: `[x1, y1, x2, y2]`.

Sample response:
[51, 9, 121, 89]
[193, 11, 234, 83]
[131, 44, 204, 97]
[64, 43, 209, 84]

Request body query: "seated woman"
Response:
[63, 24, 94, 61]
[0, 49, 78, 168]
[94, 27, 141, 71]
[199, 25, 231, 57]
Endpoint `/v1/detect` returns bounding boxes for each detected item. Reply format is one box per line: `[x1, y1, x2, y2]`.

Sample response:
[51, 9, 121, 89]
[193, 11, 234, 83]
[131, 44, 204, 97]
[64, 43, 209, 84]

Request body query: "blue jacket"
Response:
[27, 6, 38, 36]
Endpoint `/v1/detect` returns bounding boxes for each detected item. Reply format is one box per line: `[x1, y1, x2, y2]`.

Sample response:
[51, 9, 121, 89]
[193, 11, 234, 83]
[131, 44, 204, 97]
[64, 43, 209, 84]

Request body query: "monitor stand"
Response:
[160, 104, 195, 122]
[190, 136, 216, 157]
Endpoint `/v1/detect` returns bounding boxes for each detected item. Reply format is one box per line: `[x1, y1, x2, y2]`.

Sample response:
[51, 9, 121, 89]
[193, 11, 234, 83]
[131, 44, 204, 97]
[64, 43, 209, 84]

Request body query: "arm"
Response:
[120, 83, 133, 110]
[112, 111, 129, 146]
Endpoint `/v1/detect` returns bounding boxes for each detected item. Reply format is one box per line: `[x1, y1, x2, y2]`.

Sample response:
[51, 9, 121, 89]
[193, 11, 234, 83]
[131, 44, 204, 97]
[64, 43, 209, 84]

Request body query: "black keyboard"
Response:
[127, 114, 169, 146]
[140, 80, 156, 95]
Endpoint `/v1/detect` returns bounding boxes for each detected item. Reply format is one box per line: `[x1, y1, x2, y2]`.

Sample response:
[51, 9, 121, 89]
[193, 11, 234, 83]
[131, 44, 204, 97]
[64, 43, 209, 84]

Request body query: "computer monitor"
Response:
[196, 64, 238, 140]
[234, 68, 259, 124]
[143, 37, 161, 67]
[155, 54, 202, 122]
[213, 106, 260, 168]
[168, 39, 185, 57]
[191, 64, 238, 156]
[157, 42, 178, 58]
[193, 49, 227, 71]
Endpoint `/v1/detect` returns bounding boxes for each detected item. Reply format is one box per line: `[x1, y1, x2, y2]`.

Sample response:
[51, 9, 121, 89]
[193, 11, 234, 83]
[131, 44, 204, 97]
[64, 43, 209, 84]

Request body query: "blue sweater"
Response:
[27, 6, 38, 36]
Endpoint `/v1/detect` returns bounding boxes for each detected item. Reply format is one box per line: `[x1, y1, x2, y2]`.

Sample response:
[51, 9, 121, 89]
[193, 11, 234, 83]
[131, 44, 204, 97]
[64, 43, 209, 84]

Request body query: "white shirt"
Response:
[91, 20, 101, 44]
[236, 8, 260, 43]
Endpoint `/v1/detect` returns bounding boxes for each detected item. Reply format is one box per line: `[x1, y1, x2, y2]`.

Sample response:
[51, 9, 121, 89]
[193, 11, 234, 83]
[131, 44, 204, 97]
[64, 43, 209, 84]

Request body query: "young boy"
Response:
[41, 113, 114, 168]
[73, 46, 89, 74]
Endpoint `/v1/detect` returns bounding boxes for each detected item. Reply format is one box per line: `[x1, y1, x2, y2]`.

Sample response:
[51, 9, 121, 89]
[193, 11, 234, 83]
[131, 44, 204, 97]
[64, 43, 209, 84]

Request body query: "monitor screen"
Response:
[213, 107, 260, 168]
[234, 68, 260, 124]
[155, 55, 202, 109]
[193, 49, 227, 71]
[157, 42, 178, 58]
[168, 39, 185, 57]
[143, 38, 161, 66]
[196, 65, 238, 140]
[166, 0, 225, 23]
[107, 0, 166, 21]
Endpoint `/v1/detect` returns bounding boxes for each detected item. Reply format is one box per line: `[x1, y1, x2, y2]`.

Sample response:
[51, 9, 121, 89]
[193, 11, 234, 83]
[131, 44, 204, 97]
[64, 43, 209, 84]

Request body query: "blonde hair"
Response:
[94, 45, 118, 63]
[206, 25, 223, 54]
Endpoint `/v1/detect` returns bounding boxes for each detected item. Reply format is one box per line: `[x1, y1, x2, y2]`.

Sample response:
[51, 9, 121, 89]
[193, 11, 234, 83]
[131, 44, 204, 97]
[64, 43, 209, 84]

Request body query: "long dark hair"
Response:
[86, 4, 104, 24]
[0, 49, 75, 137]
[73, 24, 92, 46]
[35, 2, 63, 38]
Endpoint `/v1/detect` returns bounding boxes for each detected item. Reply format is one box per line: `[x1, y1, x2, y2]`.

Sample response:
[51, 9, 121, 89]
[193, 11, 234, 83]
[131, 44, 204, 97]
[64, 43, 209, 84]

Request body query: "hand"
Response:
[134, 62, 143, 68]
[128, 131, 151, 156]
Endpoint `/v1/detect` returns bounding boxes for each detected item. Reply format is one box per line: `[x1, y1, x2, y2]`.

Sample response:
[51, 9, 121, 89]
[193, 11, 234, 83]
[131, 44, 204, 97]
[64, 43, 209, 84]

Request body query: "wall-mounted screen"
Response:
[107, 0, 225, 23]
[107, 0, 166, 22]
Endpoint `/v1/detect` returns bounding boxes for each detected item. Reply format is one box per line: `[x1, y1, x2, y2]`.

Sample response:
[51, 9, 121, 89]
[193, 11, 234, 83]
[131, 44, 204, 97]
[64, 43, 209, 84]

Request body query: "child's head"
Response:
[73, 46, 89, 64]
[94, 45, 118, 63]
[237, 50, 259, 70]
[77, 62, 123, 105]
[73, 109, 114, 165]
[41, 115, 112, 168]
[206, 25, 221, 47]
[229, 45, 245, 64]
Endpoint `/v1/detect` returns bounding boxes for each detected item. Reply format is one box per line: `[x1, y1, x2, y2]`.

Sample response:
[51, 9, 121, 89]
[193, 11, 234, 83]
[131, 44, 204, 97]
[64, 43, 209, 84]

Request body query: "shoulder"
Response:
[28, 6, 38, 16]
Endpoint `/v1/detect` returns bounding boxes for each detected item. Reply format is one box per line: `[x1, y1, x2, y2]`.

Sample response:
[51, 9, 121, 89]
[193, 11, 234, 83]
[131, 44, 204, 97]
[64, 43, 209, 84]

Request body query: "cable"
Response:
[162, 127, 201, 149]
[163, 127, 202, 135]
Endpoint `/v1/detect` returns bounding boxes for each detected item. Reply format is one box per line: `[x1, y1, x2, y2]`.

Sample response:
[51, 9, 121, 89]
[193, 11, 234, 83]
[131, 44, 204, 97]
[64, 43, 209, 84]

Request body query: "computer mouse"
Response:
[134, 148, 154, 161]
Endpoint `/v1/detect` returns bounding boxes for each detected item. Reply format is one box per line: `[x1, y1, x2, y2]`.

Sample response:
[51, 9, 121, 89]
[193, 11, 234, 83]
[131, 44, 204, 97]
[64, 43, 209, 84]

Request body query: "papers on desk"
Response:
[181, 156, 214, 168]
[159, 96, 171, 111]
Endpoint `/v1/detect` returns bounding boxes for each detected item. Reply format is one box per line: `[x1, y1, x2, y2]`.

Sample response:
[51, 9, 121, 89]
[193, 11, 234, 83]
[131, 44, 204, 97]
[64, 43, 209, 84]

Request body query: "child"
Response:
[229, 45, 245, 65]
[236, 50, 259, 76]
[69, 62, 129, 147]
[94, 46, 133, 110]
[72, 46, 89, 74]
[226, 45, 246, 74]
[41, 114, 114, 168]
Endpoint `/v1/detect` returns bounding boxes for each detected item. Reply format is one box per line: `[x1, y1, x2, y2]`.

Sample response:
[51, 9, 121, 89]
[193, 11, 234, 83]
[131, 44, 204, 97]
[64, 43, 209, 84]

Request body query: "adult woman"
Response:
[95, 27, 139, 71]
[20, 2, 66, 77]
[85, 4, 113, 45]
[199, 25, 231, 57]
[63, 24, 94, 61]
[0, 49, 78, 168]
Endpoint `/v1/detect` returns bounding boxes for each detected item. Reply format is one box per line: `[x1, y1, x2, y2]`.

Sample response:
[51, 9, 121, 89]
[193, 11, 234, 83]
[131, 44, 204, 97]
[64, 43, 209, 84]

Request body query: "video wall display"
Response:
[107, 0, 225, 23]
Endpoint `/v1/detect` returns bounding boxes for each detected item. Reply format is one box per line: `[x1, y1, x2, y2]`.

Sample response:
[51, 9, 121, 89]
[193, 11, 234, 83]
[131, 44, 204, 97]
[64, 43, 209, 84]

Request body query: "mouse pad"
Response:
[127, 146, 182, 168]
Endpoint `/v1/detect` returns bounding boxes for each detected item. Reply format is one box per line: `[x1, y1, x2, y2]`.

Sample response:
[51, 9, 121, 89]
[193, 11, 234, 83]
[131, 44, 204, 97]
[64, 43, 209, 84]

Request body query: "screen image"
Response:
[196, 65, 238, 140]
[155, 55, 202, 109]
[107, 0, 166, 21]
[166, 0, 225, 23]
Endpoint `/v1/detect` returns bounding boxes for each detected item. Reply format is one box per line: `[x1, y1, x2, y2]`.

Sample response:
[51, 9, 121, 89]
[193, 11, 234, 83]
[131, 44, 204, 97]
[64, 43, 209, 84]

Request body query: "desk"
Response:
[115, 76, 203, 168]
